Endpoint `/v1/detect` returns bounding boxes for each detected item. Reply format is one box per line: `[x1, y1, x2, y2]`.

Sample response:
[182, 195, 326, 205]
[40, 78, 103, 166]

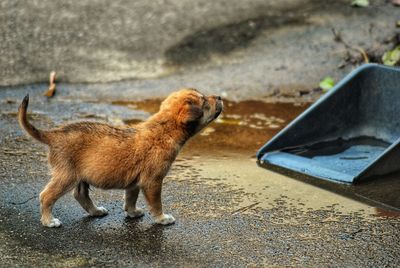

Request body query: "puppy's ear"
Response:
[180, 103, 204, 124]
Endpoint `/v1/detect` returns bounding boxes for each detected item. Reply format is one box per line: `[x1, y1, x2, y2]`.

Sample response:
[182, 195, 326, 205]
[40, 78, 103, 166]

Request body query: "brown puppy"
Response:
[18, 88, 223, 227]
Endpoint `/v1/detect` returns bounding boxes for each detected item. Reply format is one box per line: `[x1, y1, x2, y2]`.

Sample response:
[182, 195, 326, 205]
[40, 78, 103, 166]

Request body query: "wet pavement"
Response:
[1, 86, 400, 267]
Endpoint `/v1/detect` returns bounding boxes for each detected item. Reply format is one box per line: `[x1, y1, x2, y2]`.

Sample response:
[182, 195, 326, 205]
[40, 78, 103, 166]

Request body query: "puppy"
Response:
[18, 88, 223, 227]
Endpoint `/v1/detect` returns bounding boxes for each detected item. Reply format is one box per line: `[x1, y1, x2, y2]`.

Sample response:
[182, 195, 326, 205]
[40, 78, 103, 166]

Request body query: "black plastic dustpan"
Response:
[257, 64, 400, 184]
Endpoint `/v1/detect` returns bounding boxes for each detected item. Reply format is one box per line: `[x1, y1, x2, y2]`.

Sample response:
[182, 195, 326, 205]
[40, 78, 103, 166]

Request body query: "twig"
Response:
[353, 46, 369, 63]
[231, 202, 260, 215]
[10, 195, 37, 205]
[331, 28, 369, 63]
[43, 71, 57, 97]
[2, 148, 46, 157]
[2, 149, 29, 156]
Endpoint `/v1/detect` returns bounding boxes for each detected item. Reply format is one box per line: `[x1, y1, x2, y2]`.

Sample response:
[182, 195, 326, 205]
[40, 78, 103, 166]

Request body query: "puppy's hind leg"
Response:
[124, 185, 144, 218]
[73, 182, 108, 217]
[40, 176, 76, 228]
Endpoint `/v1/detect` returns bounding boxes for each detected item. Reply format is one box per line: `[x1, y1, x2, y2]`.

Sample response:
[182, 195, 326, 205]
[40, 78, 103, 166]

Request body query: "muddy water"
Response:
[115, 99, 399, 217]
[114, 99, 308, 154]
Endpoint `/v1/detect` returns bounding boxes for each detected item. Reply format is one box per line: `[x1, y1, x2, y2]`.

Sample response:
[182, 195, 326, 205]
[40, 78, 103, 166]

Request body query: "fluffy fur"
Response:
[18, 88, 223, 227]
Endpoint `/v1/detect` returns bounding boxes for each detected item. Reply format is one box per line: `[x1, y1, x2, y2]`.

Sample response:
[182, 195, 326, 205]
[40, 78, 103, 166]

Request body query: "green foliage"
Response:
[319, 77, 335, 92]
[382, 46, 400, 66]
[351, 0, 369, 7]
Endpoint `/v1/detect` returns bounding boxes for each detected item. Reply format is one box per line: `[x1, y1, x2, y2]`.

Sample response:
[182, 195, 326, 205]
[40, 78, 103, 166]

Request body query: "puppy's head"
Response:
[160, 88, 223, 134]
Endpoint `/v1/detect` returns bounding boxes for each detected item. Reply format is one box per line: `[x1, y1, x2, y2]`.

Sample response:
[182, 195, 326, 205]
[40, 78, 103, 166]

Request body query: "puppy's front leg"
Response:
[142, 181, 175, 225]
[124, 185, 145, 218]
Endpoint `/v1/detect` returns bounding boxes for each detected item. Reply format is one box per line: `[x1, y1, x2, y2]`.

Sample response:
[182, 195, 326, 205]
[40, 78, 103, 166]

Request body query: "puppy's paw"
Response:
[89, 206, 108, 217]
[125, 208, 145, 218]
[42, 218, 62, 228]
[155, 214, 175, 225]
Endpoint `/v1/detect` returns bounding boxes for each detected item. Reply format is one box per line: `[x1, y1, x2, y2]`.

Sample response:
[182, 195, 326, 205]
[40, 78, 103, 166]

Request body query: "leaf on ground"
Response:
[43, 71, 56, 97]
[351, 0, 369, 7]
[382, 46, 400, 66]
[392, 0, 400, 6]
[319, 77, 335, 92]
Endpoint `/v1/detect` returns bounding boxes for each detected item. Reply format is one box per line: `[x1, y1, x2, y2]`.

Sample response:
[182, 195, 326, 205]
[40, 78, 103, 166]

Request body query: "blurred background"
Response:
[1, 0, 399, 101]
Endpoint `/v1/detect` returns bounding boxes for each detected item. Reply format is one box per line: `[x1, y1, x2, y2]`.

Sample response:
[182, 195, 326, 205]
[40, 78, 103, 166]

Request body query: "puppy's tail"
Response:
[18, 94, 49, 145]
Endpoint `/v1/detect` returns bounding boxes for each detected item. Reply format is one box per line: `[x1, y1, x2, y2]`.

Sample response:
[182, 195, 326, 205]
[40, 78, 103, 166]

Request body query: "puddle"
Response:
[189, 100, 308, 153]
[116, 99, 309, 154]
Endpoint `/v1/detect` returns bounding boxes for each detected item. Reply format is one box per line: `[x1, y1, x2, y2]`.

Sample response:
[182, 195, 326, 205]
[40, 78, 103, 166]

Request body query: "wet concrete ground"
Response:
[1, 86, 400, 267]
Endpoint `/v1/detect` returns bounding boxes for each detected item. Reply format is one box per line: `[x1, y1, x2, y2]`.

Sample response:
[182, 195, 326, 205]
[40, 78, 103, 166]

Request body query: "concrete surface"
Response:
[0, 87, 399, 267]
[1, 0, 399, 100]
